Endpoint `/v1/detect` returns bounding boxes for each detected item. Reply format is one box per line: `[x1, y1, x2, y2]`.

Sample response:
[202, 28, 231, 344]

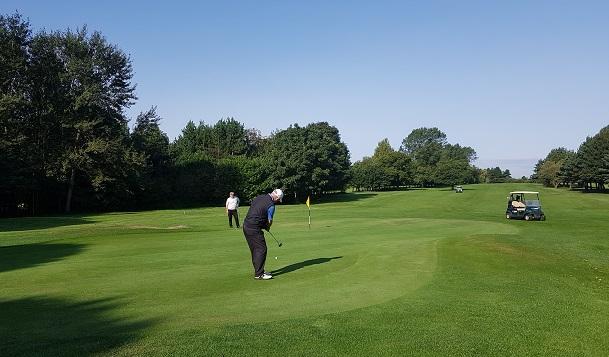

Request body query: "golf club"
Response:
[267, 230, 283, 247]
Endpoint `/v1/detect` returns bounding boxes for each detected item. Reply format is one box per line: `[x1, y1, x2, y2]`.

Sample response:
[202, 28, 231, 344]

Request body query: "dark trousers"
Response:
[243, 225, 267, 277]
[228, 209, 240, 228]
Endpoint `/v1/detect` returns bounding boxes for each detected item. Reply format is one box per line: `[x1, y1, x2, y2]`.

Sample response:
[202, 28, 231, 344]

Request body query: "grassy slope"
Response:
[1, 184, 608, 356]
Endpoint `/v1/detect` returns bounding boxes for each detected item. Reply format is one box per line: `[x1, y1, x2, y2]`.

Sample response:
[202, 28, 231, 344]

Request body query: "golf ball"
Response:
[275, 256, 278, 260]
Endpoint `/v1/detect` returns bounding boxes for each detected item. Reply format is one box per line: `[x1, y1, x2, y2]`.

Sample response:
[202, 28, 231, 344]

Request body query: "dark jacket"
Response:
[244, 194, 274, 230]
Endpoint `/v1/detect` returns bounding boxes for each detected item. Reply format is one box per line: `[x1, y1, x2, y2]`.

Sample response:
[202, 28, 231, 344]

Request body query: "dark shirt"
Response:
[244, 194, 275, 230]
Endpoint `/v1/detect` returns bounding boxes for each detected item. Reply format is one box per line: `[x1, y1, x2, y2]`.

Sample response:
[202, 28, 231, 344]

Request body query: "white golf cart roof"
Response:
[509, 191, 539, 195]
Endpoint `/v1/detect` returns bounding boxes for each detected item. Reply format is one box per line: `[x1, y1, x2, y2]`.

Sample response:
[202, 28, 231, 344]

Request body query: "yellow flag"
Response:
[306, 196, 310, 208]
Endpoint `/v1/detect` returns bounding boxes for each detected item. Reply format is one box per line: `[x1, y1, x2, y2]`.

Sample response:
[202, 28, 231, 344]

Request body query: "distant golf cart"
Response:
[455, 185, 463, 193]
[506, 191, 546, 221]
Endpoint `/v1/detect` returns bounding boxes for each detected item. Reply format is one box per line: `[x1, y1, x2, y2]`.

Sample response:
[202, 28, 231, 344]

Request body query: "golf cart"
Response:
[506, 191, 546, 221]
[455, 185, 463, 193]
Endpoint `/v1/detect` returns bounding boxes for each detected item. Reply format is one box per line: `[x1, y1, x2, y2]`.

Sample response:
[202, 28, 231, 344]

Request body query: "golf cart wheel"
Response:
[524, 214, 531, 221]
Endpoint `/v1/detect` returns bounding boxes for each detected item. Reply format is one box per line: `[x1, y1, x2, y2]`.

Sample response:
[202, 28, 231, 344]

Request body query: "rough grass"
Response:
[1, 184, 608, 356]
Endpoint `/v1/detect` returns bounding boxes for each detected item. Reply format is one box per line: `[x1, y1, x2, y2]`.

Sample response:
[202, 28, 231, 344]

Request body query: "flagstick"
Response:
[308, 208, 311, 229]
[306, 195, 311, 229]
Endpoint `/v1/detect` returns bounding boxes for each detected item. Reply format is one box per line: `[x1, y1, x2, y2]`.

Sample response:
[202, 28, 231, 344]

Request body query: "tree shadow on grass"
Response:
[314, 193, 377, 204]
[438, 186, 474, 191]
[573, 188, 609, 194]
[270, 256, 343, 277]
[438, 187, 457, 191]
[0, 296, 157, 357]
[0, 216, 96, 232]
[0, 243, 85, 273]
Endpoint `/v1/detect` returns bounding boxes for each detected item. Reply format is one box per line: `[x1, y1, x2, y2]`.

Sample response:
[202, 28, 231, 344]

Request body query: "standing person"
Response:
[225, 192, 240, 228]
[242, 189, 284, 280]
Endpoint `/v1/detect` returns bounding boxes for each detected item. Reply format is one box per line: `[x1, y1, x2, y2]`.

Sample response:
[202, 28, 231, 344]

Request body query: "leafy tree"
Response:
[595, 126, 609, 188]
[435, 158, 474, 187]
[400, 127, 447, 155]
[575, 126, 609, 190]
[534, 147, 575, 187]
[219, 155, 272, 200]
[349, 139, 412, 191]
[408, 141, 442, 187]
[132, 107, 170, 171]
[537, 160, 562, 188]
[0, 13, 33, 213]
[168, 118, 270, 204]
[476, 166, 512, 184]
[477, 167, 488, 183]
[558, 153, 578, 187]
[442, 143, 477, 163]
[531, 159, 543, 181]
[372, 139, 412, 188]
[412, 164, 436, 187]
[373, 138, 394, 159]
[412, 140, 443, 166]
[433, 143, 477, 187]
[485, 167, 508, 183]
[170, 121, 212, 162]
[244, 128, 268, 157]
[2, 15, 141, 213]
[535, 129, 609, 190]
[211, 118, 247, 158]
[349, 159, 368, 191]
[574, 137, 596, 189]
[349, 157, 392, 191]
[264, 124, 306, 196]
[545, 147, 573, 163]
[264, 122, 350, 200]
[45, 28, 139, 212]
[131, 106, 171, 207]
[172, 152, 216, 205]
[170, 118, 250, 161]
[397, 127, 476, 187]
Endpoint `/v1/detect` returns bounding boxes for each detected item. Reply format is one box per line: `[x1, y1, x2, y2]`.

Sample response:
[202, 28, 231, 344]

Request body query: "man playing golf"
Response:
[243, 189, 284, 280]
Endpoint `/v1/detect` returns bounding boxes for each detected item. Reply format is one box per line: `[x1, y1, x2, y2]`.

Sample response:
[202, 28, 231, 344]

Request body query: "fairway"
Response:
[1, 184, 609, 356]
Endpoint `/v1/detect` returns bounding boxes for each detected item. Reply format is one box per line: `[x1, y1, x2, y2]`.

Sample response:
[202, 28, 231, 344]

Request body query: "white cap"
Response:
[272, 189, 284, 202]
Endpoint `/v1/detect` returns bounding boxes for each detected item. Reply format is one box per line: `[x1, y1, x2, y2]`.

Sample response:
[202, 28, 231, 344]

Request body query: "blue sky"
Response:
[4, 1, 609, 177]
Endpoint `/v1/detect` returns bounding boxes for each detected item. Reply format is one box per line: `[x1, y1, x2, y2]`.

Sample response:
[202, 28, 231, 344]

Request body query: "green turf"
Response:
[1, 184, 608, 356]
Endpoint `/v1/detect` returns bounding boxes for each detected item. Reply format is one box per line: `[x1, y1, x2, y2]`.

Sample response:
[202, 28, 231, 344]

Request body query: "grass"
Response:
[1, 183, 608, 356]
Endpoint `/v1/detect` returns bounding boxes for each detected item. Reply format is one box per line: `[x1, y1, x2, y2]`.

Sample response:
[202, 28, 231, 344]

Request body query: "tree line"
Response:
[350, 128, 477, 190]
[0, 13, 353, 215]
[0, 13, 525, 217]
[1, 13, 143, 215]
[349, 127, 521, 190]
[534, 125, 609, 190]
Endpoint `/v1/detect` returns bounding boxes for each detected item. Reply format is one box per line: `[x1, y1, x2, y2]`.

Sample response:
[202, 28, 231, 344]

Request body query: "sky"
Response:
[3, 1, 609, 177]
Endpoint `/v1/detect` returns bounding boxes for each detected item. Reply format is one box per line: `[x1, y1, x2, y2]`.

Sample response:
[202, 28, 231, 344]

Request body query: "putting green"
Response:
[2, 215, 516, 327]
